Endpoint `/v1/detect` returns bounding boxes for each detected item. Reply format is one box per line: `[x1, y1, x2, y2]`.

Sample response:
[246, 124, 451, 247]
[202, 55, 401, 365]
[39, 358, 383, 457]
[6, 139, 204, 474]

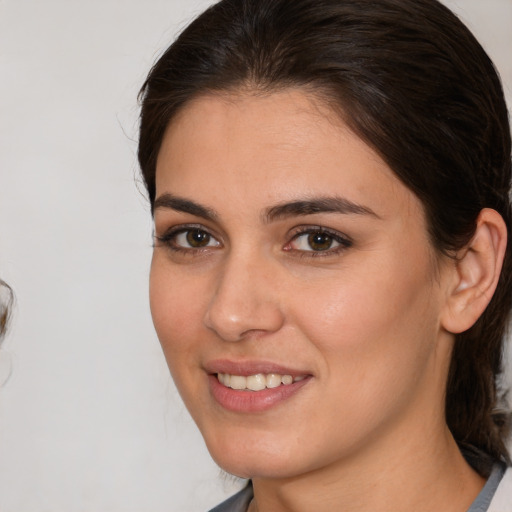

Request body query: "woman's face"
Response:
[150, 89, 455, 479]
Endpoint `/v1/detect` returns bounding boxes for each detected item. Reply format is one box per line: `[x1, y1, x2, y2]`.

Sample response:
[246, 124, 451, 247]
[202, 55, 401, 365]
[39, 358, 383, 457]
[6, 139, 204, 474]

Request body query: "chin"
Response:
[211, 452, 299, 480]
[203, 428, 306, 479]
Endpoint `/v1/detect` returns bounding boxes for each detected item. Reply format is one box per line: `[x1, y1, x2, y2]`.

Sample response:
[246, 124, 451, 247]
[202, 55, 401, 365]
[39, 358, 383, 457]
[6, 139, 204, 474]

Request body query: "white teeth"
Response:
[246, 374, 266, 391]
[266, 373, 282, 388]
[218, 373, 230, 386]
[217, 372, 306, 391]
[281, 375, 293, 385]
[229, 375, 247, 390]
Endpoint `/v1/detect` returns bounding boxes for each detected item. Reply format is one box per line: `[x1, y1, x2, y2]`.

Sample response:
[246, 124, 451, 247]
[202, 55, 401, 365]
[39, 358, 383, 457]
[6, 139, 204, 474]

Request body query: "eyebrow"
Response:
[153, 193, 218, 221]
[264, 197, 379, 222]
[153, 193, 379, 223]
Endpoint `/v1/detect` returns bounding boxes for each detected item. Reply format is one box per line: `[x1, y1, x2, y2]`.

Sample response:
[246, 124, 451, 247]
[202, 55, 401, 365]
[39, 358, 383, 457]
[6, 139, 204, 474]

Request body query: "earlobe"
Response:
[441, 208, 507, 334]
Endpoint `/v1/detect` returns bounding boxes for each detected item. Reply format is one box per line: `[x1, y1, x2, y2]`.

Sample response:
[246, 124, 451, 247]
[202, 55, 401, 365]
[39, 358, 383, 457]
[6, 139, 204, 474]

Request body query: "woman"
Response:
[138, 0, 512, 510]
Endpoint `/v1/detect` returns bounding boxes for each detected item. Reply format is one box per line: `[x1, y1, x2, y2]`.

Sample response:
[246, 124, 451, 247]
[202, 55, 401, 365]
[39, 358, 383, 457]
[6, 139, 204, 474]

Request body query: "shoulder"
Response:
[208, 482, 253, 512]
[488, 466, 512, 512]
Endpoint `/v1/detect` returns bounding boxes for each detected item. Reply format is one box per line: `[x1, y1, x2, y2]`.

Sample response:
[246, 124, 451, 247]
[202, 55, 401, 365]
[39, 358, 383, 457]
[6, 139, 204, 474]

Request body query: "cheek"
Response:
[149, 260, 206, 368]
[283, 261, 442, 450]
[291, 251, 440, 385]
[148, 260, 216, 421]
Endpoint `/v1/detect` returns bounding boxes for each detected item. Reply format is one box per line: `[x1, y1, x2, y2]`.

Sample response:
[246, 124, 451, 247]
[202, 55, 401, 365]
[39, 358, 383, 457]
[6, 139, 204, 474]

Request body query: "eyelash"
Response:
[155, 224, 221, 255]
[286, 226, 353, 258]
[155, 224, 353, 258]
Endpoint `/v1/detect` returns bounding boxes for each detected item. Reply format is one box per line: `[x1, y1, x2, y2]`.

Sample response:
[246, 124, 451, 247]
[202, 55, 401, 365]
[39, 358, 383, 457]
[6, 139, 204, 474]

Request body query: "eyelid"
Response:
[285, 225, 353, 255]
[155, 223, 222, 250]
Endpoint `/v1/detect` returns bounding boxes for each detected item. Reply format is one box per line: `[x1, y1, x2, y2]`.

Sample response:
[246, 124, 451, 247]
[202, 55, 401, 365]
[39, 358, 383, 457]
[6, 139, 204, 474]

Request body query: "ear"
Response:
[441, 208, 507, 334]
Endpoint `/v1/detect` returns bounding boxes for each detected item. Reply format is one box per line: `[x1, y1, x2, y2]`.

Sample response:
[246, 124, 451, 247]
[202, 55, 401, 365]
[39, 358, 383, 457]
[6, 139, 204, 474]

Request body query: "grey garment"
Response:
[467, 462, 506, 512]
[208, 463, 507, 512]
[208, 482, 253, 512]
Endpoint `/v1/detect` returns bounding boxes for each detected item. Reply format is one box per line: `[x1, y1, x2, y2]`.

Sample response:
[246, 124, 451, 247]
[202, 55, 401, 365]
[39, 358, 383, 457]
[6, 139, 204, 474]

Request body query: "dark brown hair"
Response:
[138, 0, 512, 470]
[0, 280, 13, 342]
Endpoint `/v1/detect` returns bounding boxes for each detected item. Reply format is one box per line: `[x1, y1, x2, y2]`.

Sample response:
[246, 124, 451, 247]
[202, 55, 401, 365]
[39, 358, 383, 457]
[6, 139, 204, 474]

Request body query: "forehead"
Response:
[155, 88, 419, 222]
[159, 88, 344, 167]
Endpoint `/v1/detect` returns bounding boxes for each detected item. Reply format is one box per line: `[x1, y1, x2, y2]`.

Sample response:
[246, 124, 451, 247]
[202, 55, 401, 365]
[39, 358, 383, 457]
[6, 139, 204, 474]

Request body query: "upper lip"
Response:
[204, 359, 311, 378]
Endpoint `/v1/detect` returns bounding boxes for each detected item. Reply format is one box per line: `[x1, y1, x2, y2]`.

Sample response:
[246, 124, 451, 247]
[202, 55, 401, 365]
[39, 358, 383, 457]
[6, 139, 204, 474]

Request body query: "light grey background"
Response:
[0, 1, 510, 511]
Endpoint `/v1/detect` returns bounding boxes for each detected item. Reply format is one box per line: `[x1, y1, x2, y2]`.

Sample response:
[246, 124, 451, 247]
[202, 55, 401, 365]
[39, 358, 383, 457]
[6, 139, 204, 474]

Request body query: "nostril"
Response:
[203, 297, 285, 342]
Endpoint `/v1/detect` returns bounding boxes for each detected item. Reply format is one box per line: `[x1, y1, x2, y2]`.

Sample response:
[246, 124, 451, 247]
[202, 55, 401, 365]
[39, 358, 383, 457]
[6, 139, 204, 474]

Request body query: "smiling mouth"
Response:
[217, 373, 307, 391]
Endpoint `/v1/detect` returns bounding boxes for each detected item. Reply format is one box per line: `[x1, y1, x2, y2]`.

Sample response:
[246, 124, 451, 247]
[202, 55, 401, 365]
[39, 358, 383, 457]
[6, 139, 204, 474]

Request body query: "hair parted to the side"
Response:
[138, 0, 512, 470]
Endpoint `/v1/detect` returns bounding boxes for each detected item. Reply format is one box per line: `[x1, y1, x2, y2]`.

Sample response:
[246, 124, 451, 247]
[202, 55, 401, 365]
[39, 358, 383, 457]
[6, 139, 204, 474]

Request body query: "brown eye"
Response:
[161, 228, 220, 250]
[287, 228, 352, 255]
[186, 229, 211, 247]
[307, 232, 334, 251]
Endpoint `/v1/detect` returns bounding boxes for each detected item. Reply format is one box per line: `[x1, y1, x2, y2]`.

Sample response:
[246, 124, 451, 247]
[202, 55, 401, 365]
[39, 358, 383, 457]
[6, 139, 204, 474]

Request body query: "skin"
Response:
[150, 89, 487, 511]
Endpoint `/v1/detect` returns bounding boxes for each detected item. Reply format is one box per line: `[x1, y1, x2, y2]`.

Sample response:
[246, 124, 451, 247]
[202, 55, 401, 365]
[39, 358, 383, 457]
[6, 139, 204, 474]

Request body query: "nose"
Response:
[203, 251, 285, 342]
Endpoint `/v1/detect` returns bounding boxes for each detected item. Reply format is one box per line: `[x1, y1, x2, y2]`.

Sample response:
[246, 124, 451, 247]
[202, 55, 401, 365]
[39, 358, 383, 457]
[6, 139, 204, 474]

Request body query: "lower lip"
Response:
[208, 374, 311, 413]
